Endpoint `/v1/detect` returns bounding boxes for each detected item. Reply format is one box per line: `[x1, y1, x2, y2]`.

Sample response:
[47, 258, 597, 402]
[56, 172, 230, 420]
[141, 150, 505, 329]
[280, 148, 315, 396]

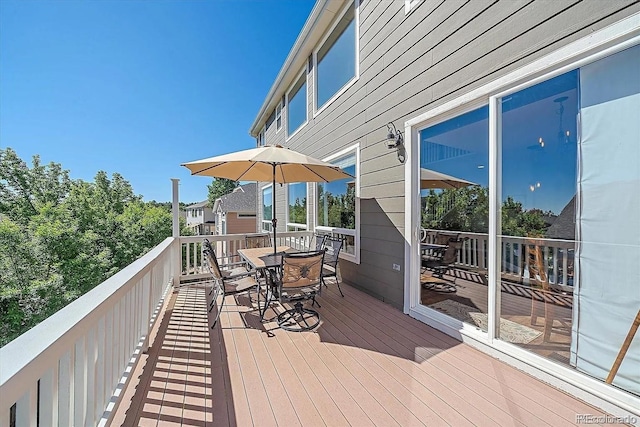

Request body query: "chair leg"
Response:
[336, 279, 344, 297]
[211, 288, 226, 329]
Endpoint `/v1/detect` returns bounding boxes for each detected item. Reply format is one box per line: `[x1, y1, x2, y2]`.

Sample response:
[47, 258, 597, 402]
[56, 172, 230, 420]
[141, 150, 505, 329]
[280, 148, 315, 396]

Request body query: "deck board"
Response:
[113, 280, 611, 426]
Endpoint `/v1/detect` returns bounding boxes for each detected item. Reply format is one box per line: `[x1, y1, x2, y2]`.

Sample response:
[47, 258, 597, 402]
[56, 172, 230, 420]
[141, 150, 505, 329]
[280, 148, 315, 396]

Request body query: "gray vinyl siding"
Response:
[259, 0, 640, 309]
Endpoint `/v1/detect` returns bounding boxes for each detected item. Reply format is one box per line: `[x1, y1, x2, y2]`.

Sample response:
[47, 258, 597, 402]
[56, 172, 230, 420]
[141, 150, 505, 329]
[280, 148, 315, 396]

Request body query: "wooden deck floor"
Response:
[112, 280, 610, 427]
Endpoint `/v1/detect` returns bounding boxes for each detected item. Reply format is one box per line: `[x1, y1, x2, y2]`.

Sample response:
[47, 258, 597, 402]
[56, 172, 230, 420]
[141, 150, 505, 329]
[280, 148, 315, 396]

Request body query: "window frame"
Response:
[315, 143, 360, 264]
[261, 184, 273, 232]
[286, 67, 308, 140]
[286, 182, 309, 231]
[276, 102, 282, 133]
[404, 0, 423, 15]
[313, 0, 360, 117]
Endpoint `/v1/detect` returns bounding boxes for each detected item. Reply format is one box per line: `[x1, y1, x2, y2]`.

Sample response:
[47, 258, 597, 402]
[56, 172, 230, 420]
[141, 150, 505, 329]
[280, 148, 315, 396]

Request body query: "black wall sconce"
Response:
[386, 122, 405, 163]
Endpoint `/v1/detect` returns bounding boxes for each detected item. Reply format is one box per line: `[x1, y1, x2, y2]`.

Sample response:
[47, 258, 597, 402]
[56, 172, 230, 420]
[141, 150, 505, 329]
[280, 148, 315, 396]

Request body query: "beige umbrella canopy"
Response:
[182, 145, 353, 254]
[421, 168, 476, 190]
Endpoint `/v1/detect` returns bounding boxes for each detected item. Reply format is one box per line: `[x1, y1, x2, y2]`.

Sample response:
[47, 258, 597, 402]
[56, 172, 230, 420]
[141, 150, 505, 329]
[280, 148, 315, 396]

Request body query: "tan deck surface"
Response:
[112, 279, 610, 427]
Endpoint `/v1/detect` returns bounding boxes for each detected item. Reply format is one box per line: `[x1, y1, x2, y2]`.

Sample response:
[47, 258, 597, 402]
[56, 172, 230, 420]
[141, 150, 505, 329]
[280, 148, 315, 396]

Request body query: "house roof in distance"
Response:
[213, 183, 257, 214]
[186, 200, 210, 209]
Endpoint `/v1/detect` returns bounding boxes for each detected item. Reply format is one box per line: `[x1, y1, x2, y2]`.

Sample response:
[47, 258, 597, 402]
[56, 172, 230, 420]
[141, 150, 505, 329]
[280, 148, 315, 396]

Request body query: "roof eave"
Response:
[249, 0, 342, 137]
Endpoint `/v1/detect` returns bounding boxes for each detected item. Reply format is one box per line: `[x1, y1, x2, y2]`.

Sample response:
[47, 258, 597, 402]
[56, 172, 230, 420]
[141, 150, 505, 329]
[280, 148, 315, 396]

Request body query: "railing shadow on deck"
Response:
[118, 286, 237, 427]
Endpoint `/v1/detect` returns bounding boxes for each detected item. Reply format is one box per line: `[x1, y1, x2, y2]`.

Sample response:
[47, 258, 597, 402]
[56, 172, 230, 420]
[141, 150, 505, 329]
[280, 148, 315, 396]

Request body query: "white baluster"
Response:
[73, 337, 87, 427]
[16, 382, 37, 427]
[58, 350, 73, 426]
[39, 367, 58, 427]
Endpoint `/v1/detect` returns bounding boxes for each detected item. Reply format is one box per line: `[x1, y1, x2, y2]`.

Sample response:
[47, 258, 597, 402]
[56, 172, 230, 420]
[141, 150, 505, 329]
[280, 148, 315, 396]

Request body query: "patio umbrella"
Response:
[182, 145, 353, 254]
[421, 168, 476, 190]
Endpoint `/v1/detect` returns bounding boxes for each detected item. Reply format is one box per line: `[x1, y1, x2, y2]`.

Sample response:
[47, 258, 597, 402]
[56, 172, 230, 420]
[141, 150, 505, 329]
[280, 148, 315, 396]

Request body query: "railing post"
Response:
[171, 178, 180, 238]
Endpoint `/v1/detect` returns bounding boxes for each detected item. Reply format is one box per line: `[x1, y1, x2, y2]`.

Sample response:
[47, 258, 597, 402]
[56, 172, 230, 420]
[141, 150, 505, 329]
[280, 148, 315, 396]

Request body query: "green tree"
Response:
[0, 147, 181, 346]
[207, 178, 238, 206]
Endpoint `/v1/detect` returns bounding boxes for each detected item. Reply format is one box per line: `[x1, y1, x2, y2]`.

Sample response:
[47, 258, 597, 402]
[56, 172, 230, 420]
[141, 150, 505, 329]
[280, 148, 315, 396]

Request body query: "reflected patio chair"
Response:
[269, 250, 325, 332]
[421, 238, 463, 280]
[321, 236, 344, 297]
[203, 240, 258, 329]
[527, 242, 557, 342]
[245, 233, 272, 249]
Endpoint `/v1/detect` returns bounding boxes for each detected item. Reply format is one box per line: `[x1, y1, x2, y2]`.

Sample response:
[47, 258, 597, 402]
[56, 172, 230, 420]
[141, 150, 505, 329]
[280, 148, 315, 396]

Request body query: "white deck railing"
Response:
[423, 229, 575, 288]
[0, 231, 316, 427]
[0, 237, 177, 427]
[179, 231, 314, 282]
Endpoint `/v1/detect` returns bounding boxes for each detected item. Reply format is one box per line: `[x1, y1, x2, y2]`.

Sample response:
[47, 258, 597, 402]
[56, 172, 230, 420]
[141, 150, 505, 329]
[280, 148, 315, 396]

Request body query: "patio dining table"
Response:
[237, 246, 296, 320]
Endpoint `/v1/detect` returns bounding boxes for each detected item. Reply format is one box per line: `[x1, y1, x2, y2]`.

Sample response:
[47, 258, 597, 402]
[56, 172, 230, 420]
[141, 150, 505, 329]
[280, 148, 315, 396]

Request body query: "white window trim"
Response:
[404, 0, 423, 15]
[403, 15, 640, 416]
[313, 0, 360, 118]
[261, 184, 273, 232]
[275, 102, 282, 133]
[286, 182, 308, 230]
[285, 67, 309, 141]
[316, 143, 360, 264]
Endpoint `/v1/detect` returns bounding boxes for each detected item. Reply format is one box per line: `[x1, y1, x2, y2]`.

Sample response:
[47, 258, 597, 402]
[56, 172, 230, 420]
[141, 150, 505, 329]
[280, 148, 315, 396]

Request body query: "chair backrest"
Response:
[245, 233, 272, 249]
[280, 250, 325, 290]
[204, 248, 223, 281]
[526, 242, 549, 289]
[434, 232, 459, 246]
[314, 233, 327, 251]
[441, 239, 463, 264]
[322, 236, 343, 268]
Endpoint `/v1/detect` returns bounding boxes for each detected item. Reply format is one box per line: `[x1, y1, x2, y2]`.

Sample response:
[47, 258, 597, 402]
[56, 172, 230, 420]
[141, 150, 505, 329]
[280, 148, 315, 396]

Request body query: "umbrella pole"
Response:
[272, 163, 277, 255]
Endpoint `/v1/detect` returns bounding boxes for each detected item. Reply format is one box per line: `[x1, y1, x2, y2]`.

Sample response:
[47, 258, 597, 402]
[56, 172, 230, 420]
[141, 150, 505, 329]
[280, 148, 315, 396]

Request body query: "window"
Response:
[261, 185, 272, 232]
[287, 70, 307, 137]
[259, 129, 265, 147]
[315, 2, 357, 111]
[316, 146, 359, 261]
[405, 0, 423, 14]
[276, 102, 282, 132]
[287, 182, 307, 231]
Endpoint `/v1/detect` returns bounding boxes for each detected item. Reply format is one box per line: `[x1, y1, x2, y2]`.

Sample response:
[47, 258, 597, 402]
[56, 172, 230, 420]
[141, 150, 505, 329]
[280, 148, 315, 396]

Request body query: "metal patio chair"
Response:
[311, 233, 327, 252]
[268, 250, 325, 332]
[321, 235, 344, 297]
[421, 238, 464, 280]
[203, 240, 258, 329]
[245, 233, 272, 249]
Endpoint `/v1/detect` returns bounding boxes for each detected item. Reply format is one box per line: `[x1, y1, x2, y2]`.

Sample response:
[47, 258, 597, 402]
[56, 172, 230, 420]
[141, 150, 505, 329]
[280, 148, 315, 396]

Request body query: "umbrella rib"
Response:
[191, 163, 225, 175]
[235, 162, 260, 181]
[301, 164, 331, 182]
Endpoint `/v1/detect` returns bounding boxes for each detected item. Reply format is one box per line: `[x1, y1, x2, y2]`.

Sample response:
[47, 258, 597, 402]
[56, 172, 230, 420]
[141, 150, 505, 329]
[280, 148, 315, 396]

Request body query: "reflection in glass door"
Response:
[498, 71, 578, 364]
[418, 107, 490, 329]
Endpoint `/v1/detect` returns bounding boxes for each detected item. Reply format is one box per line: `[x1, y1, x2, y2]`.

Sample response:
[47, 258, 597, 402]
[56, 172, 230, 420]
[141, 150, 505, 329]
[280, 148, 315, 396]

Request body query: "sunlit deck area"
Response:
[112, 278, 606, 427]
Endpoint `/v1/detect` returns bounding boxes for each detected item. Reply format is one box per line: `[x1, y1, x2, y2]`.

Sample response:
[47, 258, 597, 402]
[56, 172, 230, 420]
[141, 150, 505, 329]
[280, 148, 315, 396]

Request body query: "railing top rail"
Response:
[178, 231, 313, 244]
[0, 236, 175, 389]
[423, 228, 576, 246]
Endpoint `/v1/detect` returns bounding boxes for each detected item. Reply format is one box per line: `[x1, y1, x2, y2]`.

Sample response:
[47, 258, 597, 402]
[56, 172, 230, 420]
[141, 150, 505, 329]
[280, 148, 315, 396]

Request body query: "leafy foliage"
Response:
[422, 186, 550, 237]
[288, 197, 307, 224]
[0, 148, 188, 346]
[207, 178, 238, 206]
[317, 185, 355, 229]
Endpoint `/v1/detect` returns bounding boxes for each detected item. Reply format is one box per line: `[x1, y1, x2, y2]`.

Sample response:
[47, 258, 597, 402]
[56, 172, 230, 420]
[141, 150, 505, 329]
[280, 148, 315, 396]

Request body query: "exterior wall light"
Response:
[386, 122, 406, 163]
[386, 122, 404, 148]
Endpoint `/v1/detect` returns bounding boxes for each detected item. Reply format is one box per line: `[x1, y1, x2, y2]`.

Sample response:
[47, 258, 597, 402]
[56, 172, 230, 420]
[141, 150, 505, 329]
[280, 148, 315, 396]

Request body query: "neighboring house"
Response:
[249, 0, 639, 415]
[212, 183, 258, 235]
[184, 201, 215, 235]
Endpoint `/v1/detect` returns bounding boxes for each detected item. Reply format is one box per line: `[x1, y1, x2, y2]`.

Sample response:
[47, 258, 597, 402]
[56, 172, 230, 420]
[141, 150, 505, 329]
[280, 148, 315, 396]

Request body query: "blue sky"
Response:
[0, 0, 315, 203]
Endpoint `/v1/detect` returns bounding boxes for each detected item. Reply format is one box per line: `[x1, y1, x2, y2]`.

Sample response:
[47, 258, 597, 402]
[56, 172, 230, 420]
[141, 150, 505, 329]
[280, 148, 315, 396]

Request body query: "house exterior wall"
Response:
[225, 212, 258, 235]
[254, 0, 640, 309]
